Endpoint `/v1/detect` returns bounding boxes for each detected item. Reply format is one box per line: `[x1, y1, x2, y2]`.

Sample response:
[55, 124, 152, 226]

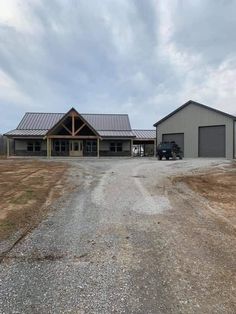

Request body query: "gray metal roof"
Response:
[98, 130, 135, 138]
[5, 129, 48, 136]
[5, 110, 135, 138]
[16, 112, 132, 132]
[132, 129, 156, 139]
[6, 110, 155, 140]
[83, 114, 131, 131]
[17, 113, 64, 130]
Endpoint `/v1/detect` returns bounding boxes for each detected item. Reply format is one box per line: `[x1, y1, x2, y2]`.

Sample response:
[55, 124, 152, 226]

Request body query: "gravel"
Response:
[0, 157, 235, 313]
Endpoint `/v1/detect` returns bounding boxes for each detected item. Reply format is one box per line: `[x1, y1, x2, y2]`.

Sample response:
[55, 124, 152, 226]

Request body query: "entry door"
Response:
[70, 140, 83, 157]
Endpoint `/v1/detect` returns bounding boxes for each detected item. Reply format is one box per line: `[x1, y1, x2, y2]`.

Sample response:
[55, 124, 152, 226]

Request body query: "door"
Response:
[199, 125, 225, 157]
[69, 140, 83, 157]
[162, 133, 184, 156]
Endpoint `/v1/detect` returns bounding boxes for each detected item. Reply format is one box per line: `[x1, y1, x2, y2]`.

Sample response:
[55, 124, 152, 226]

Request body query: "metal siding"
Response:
[162, 133, 184, 156]
[15, 140, 27, 150]
[199, 126, 225, 157]
[0, 135, 5, 155]
[100, 140, 131, 151]
[99, 139, 131, 156]
[156, 103, 234, 159]
[154, 100, 236, 126]
[15, 139, 47, 151]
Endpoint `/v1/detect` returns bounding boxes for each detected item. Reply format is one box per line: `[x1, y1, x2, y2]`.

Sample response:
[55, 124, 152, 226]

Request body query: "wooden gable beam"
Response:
[74, 123, 86, 136]
[72, 114, 75, 136]
[62, 123, 72, 135]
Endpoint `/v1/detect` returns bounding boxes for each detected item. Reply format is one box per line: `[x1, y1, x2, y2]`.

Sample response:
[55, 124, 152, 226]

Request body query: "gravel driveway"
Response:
[1, 158, 235, 313]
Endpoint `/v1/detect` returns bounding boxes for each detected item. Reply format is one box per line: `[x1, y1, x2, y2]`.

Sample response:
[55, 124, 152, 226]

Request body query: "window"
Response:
[27, 142, 34, 152]
[110, 142, 123, 152]
[27, 141, 41, 152]
[54, 140, 69, 152]
[92, 141, 97, 152]
[86, 140, 97, 153]
[54, 141, 60, 152]
[61, 141, 66, 152]
[35, 141, 41, 152]
[117, 142, 122, 152]
[110, 143, 116, 152]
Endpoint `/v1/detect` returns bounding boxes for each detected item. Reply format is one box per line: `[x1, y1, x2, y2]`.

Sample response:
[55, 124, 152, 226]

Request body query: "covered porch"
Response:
[46, 138, 99, 157]
[45, 108, 101, 158]
[131, 130, 156, 157]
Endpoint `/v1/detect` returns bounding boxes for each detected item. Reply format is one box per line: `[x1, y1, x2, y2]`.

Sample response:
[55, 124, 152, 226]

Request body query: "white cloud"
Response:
[0, 69, 31, 105]
[0, 0, 43, 34]
[0, 0, 236, 133]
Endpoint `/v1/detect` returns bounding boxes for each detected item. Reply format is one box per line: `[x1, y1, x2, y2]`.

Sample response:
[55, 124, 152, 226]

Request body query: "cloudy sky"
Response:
[0, 0, 236, 133]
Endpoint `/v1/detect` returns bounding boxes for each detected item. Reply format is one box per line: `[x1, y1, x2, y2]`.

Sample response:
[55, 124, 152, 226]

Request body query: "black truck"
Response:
[156, 141, 183, 160]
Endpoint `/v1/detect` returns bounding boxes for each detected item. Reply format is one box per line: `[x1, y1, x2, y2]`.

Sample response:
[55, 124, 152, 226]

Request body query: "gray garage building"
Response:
[154, 100, 236, 159]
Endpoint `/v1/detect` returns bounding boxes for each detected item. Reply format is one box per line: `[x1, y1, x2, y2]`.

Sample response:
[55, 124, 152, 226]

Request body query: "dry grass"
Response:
[174, 162, 236, 224]
[0, 159, 69, 240]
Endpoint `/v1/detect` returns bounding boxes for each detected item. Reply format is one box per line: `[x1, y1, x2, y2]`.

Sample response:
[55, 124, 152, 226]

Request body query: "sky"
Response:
[0, 0, 236, 133]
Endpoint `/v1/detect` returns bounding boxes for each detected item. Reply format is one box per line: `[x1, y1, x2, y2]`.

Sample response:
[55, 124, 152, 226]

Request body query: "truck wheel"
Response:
[158, 155, 162, 160]
[166, 156, 169, 160]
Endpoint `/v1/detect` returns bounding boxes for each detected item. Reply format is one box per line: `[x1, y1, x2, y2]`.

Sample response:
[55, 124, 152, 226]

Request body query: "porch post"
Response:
[49, 138, 52, 157]
[47, 137, 50, 158]
[72, 114, 75, 136]
[153, 140, 156, 157]
[131, 139, 134, 157]
[97, 138, 100, 158]
[6, 137, 10, 158]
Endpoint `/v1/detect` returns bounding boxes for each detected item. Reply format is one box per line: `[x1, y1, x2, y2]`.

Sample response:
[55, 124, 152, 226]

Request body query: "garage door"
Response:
[199, 125, 225, 157]
[162, 133, 184, 156]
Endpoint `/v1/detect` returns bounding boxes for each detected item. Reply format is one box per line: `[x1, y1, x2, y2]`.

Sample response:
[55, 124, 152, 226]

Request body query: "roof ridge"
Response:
[97, 129, 132, 131]
[25, 112, 65, 114]
[82, 113, 129, 116]
[16, 128, 49, 130]
[154, 100, 236, 127]
[24, 112, 129, 116]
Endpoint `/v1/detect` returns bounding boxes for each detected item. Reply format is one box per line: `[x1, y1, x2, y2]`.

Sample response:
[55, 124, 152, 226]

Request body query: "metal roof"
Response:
[5, 129, 48, 136]
[98, 130, 135, 138]
[154, 100, 236, 127]
[83, 114, 131, 131]
[17, 113, 64, 130]
[16, 112, 132, 132]
[6, 110, 155, 140]
[132, 129, 156, 139]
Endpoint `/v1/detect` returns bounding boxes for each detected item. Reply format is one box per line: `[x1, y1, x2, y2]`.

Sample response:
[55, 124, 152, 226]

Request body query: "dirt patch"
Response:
[174, 163, 236, 225]
[0, 159, 69, 240]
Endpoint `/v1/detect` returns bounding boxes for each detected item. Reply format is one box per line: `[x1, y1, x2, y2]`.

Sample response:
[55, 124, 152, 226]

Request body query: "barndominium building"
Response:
[5, 108, 155, 158]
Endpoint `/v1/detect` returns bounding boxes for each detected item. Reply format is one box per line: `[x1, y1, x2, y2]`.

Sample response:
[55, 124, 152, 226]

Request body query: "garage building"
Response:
[154, 100, 236, 159]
